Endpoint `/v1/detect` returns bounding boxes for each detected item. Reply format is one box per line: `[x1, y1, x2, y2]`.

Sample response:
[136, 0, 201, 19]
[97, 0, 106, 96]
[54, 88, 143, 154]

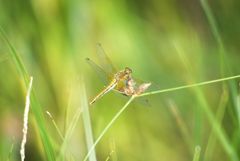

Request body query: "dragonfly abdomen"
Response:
[89, 79, 118, 105]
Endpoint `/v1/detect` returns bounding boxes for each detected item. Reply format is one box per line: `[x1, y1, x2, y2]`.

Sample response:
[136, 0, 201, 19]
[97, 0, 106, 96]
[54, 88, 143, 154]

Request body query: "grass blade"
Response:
[83, 96, 135, 161]
[46, 111, 64, 141]
[192, 146, 201, 161]
[200, 1, 239, 160]
[200, 0, 240, 124]
[0, 26, 55, 161]
[57, 107, 82, 160]
[57, 81, 83, 160]
[7, 142, 14, 161]
[136, 75, 240, 161]
[204, 87, 229, 161]
[167, 100, 193, 153]
[20, 76, 33, 161]
[81, 79, 97, 161]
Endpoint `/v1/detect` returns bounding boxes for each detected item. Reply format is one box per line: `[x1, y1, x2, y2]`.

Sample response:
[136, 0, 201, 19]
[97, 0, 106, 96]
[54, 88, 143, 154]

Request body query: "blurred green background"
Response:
[0, 0, 240, 160]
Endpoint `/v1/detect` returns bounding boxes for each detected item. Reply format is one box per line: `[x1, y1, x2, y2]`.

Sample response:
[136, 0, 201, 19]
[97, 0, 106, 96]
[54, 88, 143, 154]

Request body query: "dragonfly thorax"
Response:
[124, 67, 132, 75]
[87, 44, 151, 105]
[114, 67, 132, 81]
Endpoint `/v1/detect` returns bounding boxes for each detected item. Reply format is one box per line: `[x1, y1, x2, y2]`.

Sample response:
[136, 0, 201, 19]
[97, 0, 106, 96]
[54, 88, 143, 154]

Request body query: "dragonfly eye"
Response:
[124, 67, 132, 74]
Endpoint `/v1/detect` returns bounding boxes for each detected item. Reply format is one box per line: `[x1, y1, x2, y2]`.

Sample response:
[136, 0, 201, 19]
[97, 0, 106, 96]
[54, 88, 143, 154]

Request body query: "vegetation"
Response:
[0, 0, 240, 160]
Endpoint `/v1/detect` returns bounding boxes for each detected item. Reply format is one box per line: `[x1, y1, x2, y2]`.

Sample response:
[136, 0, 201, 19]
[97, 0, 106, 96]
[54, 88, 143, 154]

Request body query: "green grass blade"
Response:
[0, 26, 55, 161]
[57, 81, 84, 160]
[57, 107, 82, 160]
[200, 0, 240, 127]
[204, 87, 229, 161]
[136, 75, 240, 161]
[174, 44, 203, 147]
[82, 96, 135, 161]
[200, 1, 239, 160]
[195, 89, 238, 161]
[7, 142, 14, 161]
[200, 0, 224, 51]
[81, 80, 97, 161]
[46, 111, 64, 141]
[167, 100, 193, 153]
[0, 27, 28, 83]
[192, 146, 201, 161]
[237, 94, 240, 127]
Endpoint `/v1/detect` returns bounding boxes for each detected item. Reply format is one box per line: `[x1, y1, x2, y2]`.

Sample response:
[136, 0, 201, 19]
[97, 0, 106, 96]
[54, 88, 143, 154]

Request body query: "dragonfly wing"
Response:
[132, 76, 160, 92]
[112, 90, 151, 107]
[86, 58, 111, 84]
[96, 43, 117, 75]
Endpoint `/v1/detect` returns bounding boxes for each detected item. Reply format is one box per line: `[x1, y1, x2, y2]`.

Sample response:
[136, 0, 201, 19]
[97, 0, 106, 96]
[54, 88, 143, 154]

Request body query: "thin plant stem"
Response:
[137, 75, 240, 161]
[83, 96, 135, 161]
[204, 87, 229, 161]
[137, 75, 240, 97]
[85, 75, 240, 161]
[46, 111, 64, 141]
[167, 100, 193, 153]
[20, 77, 33, 161]
[7, 142, 15, 161]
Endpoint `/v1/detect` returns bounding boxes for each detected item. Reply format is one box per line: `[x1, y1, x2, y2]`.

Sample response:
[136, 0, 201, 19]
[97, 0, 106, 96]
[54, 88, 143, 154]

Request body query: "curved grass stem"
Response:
[84, 74, 240, 161]
[83, 96, 135, 161]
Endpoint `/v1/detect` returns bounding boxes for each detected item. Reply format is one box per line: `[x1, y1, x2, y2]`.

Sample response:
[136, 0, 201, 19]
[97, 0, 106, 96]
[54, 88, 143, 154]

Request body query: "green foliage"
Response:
[0, 0, 240, 161]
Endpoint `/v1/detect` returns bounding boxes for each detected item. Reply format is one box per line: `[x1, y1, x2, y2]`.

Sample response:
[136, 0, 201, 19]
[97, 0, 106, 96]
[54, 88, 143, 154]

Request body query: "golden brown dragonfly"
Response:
[86, 43, 151, 105]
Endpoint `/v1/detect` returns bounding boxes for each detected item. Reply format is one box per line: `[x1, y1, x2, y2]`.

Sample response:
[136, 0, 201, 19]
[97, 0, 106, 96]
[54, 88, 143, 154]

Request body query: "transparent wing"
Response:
[132, 76, 160, 93]
[86, 58, 112, 84]
[96, 43, 117, 75]
[112, 90, 151, 107]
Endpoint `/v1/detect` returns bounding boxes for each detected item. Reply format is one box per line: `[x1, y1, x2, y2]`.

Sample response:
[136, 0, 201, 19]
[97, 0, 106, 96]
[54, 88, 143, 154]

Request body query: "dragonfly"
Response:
[86, 43, 151, 105]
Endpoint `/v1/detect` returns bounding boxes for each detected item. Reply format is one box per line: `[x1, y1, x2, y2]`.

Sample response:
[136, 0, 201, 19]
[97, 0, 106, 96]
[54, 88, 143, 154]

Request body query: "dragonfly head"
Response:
[124, 67, 132, 75]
